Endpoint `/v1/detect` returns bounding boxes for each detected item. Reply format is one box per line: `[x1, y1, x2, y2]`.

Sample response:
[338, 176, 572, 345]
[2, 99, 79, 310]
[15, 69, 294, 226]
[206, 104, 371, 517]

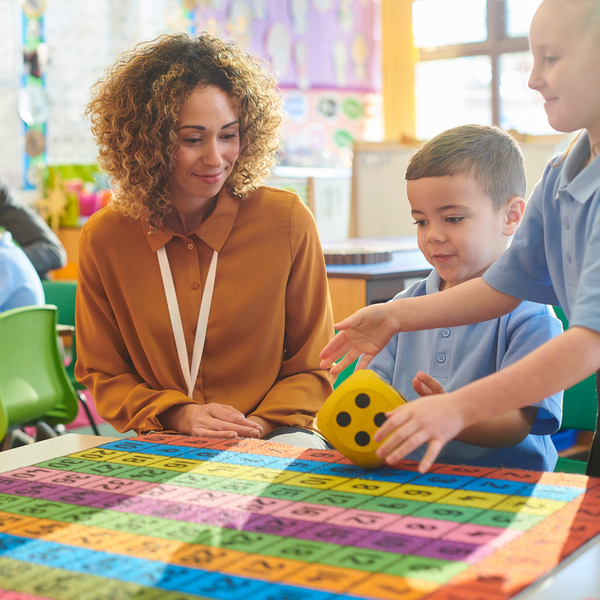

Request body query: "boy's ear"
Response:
[503, 196, 525, 236]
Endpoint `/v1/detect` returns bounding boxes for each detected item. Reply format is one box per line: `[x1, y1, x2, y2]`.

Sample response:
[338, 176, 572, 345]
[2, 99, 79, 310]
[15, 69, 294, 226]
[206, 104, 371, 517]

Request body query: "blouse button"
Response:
[563, 217, 570, 229]
[188, 243, 194, 250]
[191, 282, 199, 290]
[436, 353, 446, 363]
[441, 328, 451, 338]
[566, 251, 572, 263]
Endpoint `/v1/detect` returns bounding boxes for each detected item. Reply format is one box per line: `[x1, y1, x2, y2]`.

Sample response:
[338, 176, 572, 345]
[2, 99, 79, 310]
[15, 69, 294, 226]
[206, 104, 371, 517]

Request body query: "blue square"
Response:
[463, 478, 530, 495]
[410, 473, 477, 489]
[516, 483, 584, 502]
[253, 583, 336, 600]
[179, 572, 268, 599]
[97, 440, 150, 452]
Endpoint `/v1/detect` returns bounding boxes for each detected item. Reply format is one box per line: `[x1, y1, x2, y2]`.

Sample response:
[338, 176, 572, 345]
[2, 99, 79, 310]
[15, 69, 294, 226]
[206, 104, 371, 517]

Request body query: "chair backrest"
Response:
[41, 280, 83, 390]
[0, 305, 78, 441]
[553, 307, 598, 431]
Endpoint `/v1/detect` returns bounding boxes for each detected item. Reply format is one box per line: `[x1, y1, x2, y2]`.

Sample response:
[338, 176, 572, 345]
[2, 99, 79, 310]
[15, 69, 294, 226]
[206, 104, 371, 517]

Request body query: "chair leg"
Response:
[2, 428, 36, 451]
[77, 391, 101, 436]
[36, 421, 59, 441]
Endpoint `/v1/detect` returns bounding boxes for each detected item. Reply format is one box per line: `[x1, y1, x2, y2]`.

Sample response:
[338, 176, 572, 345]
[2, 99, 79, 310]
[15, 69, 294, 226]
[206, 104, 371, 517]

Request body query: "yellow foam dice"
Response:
[317, 370, 408, 469]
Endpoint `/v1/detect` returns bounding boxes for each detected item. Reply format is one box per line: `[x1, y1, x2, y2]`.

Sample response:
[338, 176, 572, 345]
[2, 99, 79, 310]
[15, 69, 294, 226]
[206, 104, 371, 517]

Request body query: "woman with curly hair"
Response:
[75, 33, 334, 447]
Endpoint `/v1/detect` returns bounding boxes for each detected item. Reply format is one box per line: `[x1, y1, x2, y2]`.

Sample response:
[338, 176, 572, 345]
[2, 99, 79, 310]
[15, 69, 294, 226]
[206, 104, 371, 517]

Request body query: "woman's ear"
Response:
[503, 196, 525, 236]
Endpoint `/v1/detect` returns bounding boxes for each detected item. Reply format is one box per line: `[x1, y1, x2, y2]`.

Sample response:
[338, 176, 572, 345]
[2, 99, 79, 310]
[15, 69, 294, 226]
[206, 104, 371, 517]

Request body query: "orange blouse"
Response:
[75, 186, 334, 434]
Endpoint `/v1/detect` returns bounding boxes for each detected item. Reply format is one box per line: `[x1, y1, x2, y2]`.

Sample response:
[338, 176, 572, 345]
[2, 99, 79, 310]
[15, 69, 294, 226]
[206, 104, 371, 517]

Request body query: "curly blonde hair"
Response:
[86, 33, 282, 231]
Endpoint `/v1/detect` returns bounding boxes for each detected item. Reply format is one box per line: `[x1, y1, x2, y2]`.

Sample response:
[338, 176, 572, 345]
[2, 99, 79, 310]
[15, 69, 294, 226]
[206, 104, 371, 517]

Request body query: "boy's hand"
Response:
[373, 393, 465, 473]
[320, 303, 399, 374]
[412, 371, 446, 397]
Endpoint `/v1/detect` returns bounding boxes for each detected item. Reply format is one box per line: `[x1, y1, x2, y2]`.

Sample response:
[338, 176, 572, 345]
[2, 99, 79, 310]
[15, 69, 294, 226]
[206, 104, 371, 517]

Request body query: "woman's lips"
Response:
[194, 172, 224, 184]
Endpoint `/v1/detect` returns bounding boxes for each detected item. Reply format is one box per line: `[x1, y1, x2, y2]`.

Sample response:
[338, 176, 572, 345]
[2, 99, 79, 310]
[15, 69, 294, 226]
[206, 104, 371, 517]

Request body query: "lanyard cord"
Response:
[157, 246, 218, 399]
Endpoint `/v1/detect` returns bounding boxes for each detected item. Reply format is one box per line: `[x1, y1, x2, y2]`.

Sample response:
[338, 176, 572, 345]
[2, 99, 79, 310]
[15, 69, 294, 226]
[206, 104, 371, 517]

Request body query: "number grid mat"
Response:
[0, 434, 599, 600]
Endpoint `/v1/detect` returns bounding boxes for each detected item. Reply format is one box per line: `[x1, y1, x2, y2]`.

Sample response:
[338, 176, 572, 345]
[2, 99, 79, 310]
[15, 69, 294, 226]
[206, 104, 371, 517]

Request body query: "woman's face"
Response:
[170, 85, 240, 205]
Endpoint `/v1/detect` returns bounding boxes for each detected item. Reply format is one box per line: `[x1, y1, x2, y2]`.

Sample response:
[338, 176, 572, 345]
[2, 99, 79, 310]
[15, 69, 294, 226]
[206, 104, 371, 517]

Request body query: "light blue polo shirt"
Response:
[369, 270, 562, 471]
[484, 131, 600, 332]
[0, 231, 44, 312]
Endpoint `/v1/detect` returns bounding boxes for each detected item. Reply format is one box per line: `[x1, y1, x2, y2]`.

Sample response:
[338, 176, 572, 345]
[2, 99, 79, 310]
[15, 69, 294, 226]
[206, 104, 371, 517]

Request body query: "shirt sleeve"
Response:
[75, 225, 189, 433]
[0, 183, 67, 278]
[484, 169, 560, 307]
[246, 198, 335, 429]
[502, 303, 563, 435]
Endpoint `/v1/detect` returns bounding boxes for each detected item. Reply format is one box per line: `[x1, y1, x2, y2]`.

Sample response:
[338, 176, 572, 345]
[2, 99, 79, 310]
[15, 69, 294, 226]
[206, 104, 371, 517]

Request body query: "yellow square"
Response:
[241, 467, 298, 484]
[67, 448, 127, 462]
[193, 462, 253, 479]
[283, 473, 349, 490]
[383, 484, 451, 503]
[223, 555, 305, 581]
[493, 496, 566, 516]
[438, 489, 508, 510]
[333, 478, 402, 497]
[144, 457, 201, 471]
[107, 453, 165, 467]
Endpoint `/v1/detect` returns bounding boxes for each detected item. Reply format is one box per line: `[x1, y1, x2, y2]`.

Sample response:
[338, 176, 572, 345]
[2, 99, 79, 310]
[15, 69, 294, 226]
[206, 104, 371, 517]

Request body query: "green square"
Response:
[10, 499, 71, 519]
[260, 537, 339, 562]
[76, 580, 150, 600]
[17, 567, 93, 599]
[0, 557, 47, 589]
[111, 466, 176, 483]
[471, 509, 545, 531]
[152, 520, 218, 544]
[167, 471, 221, 489]
[257, 484, 318, 502]
[209, 529, 280, 553]
[74, 462, 133, 477]
[356, 496, 424, 515]
[0, 494, 31, 512]
[383, 555, 469, 584]
[34, 457, 97, 471]
[309, 490, 369, 509]
[412, 503, 485, 523]
[55, 506, 121, 526]
[103, 513, 164, 536]
[321, 546, 400, 572]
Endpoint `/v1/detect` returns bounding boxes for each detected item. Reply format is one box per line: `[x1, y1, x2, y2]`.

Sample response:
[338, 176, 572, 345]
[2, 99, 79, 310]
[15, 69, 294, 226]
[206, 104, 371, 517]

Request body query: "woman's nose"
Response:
[202, 139, 223, 167]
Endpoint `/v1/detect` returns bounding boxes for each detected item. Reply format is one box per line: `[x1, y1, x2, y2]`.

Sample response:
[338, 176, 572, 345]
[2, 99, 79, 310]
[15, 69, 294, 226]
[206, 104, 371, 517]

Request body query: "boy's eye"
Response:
[413, 220, 427, 227]
[544, 56, 558, 64]
[446, 216, 464, 224]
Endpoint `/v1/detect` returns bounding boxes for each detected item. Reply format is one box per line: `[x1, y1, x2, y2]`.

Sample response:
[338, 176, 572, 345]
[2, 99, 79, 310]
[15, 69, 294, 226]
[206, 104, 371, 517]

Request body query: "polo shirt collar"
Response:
[560, 131, 600, 204]
[425, 269, 443, 294]
[145, 187, 240, 253]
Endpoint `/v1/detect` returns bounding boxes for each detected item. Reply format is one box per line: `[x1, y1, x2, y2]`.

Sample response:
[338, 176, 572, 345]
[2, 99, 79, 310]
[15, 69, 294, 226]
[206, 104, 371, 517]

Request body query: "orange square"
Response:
[223, 555, 305, 581]
[0, 511, 34, 533]
[118, 534, 183, 559]
[9, 518, 73, 541]
[282, 563, 369, 592]
[62, 525, 132, 551]
[351, 574, 440, 600]
[171, 544, 244, 571]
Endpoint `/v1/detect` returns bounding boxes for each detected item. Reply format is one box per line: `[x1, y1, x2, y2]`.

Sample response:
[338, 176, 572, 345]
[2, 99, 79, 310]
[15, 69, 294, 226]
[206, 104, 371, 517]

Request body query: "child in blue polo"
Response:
[367, 125, 562, 471]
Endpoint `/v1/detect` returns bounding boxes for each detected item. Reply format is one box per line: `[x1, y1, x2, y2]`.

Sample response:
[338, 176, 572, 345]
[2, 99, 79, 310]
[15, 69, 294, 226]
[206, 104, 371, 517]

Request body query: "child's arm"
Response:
[412, 372, 538, 447]
[374, 326, 600, 472]
[320, 278, 521, 374]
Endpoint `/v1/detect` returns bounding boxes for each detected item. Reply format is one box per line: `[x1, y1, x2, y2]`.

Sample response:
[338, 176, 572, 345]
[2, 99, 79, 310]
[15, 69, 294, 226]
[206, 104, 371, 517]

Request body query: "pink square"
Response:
[221, 495, 293, 515]
[443, 523, 523, 547]
[384, 516, 460, 539]
[177, 489, 239, 508]
[326, 509, 403, 531]
[38, 471, 105, 488]
[138, 483, 193, 501]
[271, 502, 346, 523]
[80, 477, 156, 495]
[1, 467, 57, 482]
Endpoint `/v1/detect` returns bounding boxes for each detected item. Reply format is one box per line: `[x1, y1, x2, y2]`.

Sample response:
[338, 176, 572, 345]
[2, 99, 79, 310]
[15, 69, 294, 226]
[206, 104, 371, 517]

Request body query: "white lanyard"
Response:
[157, 246, 218, 398]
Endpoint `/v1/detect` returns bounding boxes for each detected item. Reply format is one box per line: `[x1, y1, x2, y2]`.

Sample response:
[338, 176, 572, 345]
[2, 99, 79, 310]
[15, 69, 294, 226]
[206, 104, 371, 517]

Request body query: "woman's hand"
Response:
[319, 303, 399, 375]
[373, 393, 464, 473]
[159, 403, 263, 439]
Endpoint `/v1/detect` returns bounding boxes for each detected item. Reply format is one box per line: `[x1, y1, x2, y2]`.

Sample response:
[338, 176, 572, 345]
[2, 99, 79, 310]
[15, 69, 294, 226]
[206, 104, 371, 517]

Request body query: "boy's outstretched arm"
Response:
[373, 326, 600, 473]
[320, 278, 520, 374]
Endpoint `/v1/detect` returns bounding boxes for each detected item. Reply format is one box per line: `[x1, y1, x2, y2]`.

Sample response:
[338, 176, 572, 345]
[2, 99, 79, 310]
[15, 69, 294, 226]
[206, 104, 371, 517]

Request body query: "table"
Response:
[326, 249, 432, 323]
[1, 434, 600, 600]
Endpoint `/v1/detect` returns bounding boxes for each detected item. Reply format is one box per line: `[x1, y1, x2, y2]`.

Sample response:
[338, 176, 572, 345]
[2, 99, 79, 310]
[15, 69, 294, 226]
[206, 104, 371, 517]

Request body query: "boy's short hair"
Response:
[406, 124, 526, 210]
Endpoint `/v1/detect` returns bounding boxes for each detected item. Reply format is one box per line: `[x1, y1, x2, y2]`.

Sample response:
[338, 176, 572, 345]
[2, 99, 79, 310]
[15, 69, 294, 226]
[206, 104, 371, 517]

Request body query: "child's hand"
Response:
[412, 371, 446, 397]
[373, 393, 465, 472]
[320, 303, 399, 374]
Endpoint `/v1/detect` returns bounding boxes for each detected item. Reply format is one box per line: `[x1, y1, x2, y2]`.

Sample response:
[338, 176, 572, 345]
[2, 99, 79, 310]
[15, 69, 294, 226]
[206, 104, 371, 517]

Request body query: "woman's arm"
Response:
[320, 278, 521, 374]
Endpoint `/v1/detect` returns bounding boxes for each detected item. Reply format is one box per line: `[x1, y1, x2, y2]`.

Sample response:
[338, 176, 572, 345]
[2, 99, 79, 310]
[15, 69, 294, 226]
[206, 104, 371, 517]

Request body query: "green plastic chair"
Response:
[553, 307, 598, 474]
[0, 305, 79, 447]
[41, 280, 100, 435]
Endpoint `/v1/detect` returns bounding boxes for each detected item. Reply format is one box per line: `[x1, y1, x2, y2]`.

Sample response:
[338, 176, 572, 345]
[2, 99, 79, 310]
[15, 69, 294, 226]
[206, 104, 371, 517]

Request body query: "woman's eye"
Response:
[446, 217, 464, 224]
[221, 133, 238, 140]
[184, 138, 202, 144]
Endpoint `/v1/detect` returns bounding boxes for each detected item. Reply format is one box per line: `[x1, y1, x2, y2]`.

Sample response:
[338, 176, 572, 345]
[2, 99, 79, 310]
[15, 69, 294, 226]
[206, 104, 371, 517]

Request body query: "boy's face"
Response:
[407, 173, 512, 290]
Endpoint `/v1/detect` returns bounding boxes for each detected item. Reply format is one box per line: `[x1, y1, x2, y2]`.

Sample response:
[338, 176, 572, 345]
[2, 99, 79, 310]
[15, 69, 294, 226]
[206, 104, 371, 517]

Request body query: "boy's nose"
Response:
[527, 63, 542, 92]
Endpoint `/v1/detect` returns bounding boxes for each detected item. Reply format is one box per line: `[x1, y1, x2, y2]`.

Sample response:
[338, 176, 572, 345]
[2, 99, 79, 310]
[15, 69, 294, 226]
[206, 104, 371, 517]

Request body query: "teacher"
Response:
[76, 33, 334, 447]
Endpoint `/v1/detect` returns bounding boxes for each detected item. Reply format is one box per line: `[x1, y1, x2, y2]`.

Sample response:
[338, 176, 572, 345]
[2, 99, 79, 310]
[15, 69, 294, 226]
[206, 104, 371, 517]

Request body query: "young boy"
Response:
[366, 125, 562, 470]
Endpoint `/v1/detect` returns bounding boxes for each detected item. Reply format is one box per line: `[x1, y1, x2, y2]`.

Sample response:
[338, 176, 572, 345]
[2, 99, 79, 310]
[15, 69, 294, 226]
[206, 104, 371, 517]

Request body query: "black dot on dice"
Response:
[374, 413, 386, 427]
[336, 412, 351, 427]
[355, 393, 370, 408]
[355, 431, 370, 447]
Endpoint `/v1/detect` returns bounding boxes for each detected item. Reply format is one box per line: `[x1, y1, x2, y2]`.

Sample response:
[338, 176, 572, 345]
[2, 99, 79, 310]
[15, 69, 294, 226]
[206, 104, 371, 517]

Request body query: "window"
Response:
[412, 0, 554, 139]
